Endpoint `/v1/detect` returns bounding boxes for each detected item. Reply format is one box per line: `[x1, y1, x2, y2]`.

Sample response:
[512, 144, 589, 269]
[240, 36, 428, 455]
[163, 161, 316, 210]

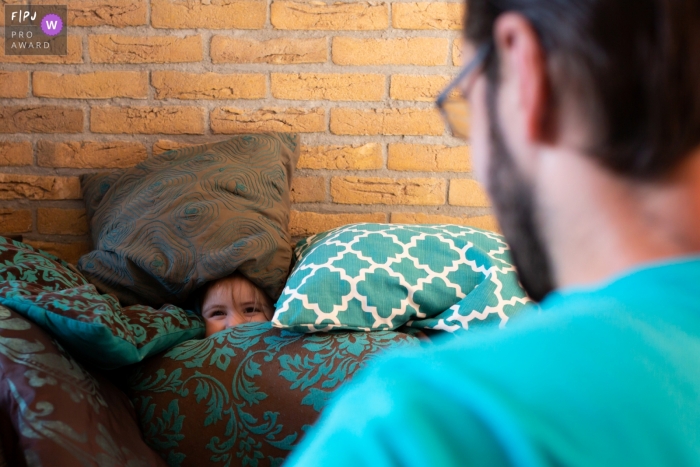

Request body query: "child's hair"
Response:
[195, 272, 269, 316]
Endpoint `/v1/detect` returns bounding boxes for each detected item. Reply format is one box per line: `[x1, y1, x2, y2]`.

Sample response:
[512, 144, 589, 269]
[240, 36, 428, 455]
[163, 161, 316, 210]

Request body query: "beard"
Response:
[485, 84, 555, 302]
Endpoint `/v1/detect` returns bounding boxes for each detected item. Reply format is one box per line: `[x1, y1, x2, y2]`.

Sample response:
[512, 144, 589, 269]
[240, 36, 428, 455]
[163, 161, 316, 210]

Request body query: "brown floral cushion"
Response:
[0, 304, 166, 466]
[124, 323, 418, 467]
[0, 236, 203, 370]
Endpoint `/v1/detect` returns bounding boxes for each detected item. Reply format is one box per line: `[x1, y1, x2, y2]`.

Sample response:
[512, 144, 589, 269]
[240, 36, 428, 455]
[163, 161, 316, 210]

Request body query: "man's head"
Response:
[457, 0, 700, 300]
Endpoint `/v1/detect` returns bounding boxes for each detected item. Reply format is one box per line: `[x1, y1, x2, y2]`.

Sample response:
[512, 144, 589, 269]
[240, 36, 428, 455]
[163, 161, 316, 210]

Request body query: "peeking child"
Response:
[199, 273, 275, 337]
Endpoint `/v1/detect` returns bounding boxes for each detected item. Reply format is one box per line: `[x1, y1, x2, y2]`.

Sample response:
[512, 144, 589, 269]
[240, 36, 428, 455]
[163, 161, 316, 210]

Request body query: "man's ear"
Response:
[493, 13, 551, 143]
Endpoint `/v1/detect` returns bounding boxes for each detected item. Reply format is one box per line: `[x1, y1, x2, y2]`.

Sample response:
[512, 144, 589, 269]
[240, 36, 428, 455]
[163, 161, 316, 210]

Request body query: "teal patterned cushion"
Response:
[125, 322, 417, 467]
[273, 223, 532, 332]
[0, 236, 203, 370]
[0, 304, 166, 466]
[79, 133, 300, 308]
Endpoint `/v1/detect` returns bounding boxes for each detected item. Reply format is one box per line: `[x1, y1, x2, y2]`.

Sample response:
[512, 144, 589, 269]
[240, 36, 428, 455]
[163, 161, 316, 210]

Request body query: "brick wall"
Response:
[0, 0, 496, 264]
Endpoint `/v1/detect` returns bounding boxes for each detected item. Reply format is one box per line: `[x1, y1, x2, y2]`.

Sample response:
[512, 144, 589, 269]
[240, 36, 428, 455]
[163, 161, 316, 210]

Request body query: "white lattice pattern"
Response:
[273, 224, 532, 333]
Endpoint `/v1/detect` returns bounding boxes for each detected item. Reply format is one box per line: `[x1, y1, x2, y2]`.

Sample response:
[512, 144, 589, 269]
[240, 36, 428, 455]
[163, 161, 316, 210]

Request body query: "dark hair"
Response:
[464, 0, 700, 179]
[195, 273, 272, 316]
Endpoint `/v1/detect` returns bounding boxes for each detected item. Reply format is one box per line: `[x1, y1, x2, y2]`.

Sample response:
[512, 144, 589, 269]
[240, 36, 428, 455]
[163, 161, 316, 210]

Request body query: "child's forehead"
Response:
[205, 275, 258, 299]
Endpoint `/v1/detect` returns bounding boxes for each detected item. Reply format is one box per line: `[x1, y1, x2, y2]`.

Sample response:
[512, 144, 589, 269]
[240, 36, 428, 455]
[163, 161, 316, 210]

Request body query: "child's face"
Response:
[201, 275, 274, 337]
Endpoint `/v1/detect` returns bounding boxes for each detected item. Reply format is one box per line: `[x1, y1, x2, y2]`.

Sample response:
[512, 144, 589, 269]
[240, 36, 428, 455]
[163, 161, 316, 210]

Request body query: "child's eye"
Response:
[210, 310, 226, 317]
[244, 307, 260, 314]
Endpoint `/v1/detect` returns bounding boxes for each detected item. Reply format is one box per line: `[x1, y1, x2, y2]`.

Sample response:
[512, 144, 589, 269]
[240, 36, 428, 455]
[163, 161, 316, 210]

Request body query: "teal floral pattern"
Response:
[0, 236, 88, 291]
[0, 304, 166, 467]
[126, 323, 418, 467]
[0, 236, 203, 370]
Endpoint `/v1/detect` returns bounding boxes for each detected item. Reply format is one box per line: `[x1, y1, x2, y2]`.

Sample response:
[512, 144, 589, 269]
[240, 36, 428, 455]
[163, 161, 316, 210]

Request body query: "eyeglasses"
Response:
[436, 42, 493, 139]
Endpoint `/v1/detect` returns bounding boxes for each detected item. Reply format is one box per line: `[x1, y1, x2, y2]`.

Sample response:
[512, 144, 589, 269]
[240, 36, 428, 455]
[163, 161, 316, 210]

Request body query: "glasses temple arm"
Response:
[436, 43, 493, 109]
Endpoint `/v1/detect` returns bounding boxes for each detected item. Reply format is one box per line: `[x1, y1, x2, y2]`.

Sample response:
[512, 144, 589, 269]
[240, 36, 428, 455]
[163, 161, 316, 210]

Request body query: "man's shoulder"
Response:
[344, 279, 700, 462]
[363, 259, 700, 426]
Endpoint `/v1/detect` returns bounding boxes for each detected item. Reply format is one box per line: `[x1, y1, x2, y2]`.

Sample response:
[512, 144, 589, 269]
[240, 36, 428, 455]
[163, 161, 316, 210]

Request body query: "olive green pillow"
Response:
[78, 133, 300, 308]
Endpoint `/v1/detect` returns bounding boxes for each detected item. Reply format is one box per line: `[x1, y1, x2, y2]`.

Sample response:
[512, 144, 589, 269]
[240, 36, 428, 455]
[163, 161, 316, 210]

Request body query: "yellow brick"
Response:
[0, 36, 82, 64]
[299, 143, 382, 170]
[0, 72, 28, 98]
[211, 107, 325, 134]
[0, 209, 32, 234]
[152, 0, 265, 29]
[33, 71, 148, 99]
[74, 0, 146, 26]
[453, 38, 464, 66]
[331, 177, 446, 205]
[91, 106, 205, 135]
[153, 140, 200, 155]
[290, 210, 386, 237]
[210, 36, 328, 64]
[333, 37, 448, 66]
[391, 212, 500, 232]
[24, 240, 91, 264]
[390, 75, 451, 102]
[271, 73, 384, 101]
[28, 0, 146, 26]
[291, 176, 326, 203]
[37, 208, 88, 235]
[330, 108, 443, 136]
[0, 141, 32, 167]
[37, 141, 147, 169]
[89, 34, 202, 63]
[388, 144, 470, 172]
[272, 1, 388, 30]
[152, 72, 266, 100]
[449, 179, 491, 207]
[0, 174, 81, 200]
[392, 2, 463, 30]
[0, 106, 83, 134]
[211, 37, 326, 64]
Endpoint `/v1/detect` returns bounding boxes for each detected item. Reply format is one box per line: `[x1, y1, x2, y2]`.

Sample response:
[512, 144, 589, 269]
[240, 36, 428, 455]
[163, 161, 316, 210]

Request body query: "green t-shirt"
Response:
[285, 257, 700, 466]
